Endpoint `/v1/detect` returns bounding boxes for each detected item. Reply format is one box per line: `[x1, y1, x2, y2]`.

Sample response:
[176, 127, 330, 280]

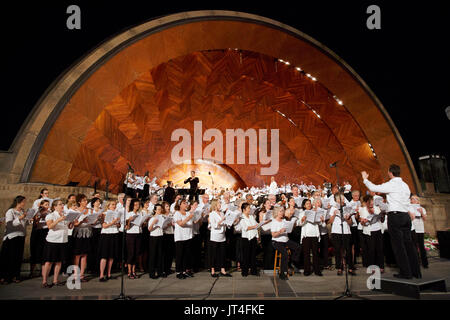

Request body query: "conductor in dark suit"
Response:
[184, 171, 199, 202]
[163, 181, 176, 204]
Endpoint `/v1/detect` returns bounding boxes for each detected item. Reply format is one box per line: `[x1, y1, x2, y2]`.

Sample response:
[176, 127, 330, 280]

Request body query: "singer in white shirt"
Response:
[239, 203, 259, 277]
[362, 164, 421, 279]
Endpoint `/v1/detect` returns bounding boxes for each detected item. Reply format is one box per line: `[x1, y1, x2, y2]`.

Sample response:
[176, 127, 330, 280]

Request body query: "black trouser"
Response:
[210, 240, 227, 270]
[241, 237, 257, 275]
[126, 234, 141, 265]
[359, 230, 369, 267]
[148, 236, 163, 275]
[383, 231, 396, 265]
[302, 237, 320, 274]
[0, 236, 25, 281]
[162, 233, 175, 273]
[234, 233, 243, 267]
[414, 232, 429, 267]
[350, 226, 360, 264]
[199, 222, 209, 268]
[387, 212, 421, 278]
[189, 190, 198, 202]
[175, 239, 192, 273]
[192, 234, 202, 271]
[319, 233, 329, 268]
[204, 230, 212, 269]
[332, 234, 354, 270]
[289, 226, 303, 269]
[367, 230, 384, 269]
[272, 240, 301, 274]
[261, 234, 274, 270]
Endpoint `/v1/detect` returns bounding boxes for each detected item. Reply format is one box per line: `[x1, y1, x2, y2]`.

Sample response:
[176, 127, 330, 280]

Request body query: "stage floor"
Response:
[1, 256, 449, 300]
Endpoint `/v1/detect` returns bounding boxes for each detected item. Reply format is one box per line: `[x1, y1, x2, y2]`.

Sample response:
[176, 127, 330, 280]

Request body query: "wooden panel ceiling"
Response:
[32, 50, 382, 193]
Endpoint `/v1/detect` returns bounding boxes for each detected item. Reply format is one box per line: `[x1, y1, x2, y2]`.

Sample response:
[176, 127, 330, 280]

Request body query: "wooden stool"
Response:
[273, 248, 291, 277]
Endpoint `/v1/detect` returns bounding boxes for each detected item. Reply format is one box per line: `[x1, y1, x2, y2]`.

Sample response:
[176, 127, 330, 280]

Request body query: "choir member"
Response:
[143, 171, 151, 200]
[125, 199, 142, 279]
[259, 199, 274, 270]
[161, 201, 175, 276]
[148, 204, 164, 278]
[268, 176, 278, 195]
[360, 195, 384, 272]
[0, 196, 27, 284]
[271, 206, 301, 280]
[73, 194, 91, 282]
[29, 199, 50, 278]
[173, 199, 194, 279]
[140, 198, 152, 273]
[62, 199, 78, 275]
[190, 200, 203, 273]
[298, 199, 324, 276]
[348, 190, 362, 267]
[239, 203, 259, 277]
[116, 194, 128, 269]
[88, 197, 104, 275]
[329, 193, 356, 276]
[198, 194, 211, 270]
[409, 195, 428, 268]
[209, 199, 232, 277]
[163, 180, 176, 204]
[98, 201, 120, 281]
[32, 188, 50, 211]
[41, 200, 73, 287]
[63, 194, 76, 212]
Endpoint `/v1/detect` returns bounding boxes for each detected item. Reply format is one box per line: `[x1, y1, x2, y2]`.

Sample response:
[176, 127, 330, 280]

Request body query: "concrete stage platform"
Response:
[1, 256, 449, 300]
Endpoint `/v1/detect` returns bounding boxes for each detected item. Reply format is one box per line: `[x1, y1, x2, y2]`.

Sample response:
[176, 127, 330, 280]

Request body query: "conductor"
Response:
[361, 164, 421, 279]
[184, 171, 199, 202]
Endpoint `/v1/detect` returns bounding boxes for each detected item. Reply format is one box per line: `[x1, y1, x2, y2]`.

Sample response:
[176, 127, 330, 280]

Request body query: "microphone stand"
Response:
[115, 196, 133, 300]
[331, 162, 367, 300]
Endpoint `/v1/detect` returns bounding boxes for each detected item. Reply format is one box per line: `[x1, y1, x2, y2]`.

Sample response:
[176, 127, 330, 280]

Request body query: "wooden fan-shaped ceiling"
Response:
[32, 49, 381, 193]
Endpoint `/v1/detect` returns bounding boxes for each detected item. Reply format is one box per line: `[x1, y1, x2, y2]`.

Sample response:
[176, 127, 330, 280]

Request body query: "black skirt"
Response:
[98, 233, 119, 259]
[73, 237, 91, 255]
[43, 241, 67, 263]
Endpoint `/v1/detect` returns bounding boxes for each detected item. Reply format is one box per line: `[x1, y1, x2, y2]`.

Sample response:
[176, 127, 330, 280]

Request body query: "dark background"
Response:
[1, 1, 449, 176]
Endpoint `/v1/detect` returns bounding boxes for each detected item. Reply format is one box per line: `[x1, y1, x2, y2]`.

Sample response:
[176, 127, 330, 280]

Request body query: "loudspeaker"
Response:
[436, 230, 450, 259]
[418, 155, 450, 193]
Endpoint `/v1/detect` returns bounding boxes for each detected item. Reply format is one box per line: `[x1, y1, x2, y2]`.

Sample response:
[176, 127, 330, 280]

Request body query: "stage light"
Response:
[296, 67, 302, 71]
[338, 100, 343, 105]
[312, 77, 317, 81]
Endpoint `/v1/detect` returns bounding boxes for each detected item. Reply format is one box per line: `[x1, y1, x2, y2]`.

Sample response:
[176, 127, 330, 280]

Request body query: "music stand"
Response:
[330, 161, 367, 300]
[115, 196, 133, 300]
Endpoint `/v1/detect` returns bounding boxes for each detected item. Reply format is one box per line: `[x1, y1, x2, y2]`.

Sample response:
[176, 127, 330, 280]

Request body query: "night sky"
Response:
[2, 1, 449, 176]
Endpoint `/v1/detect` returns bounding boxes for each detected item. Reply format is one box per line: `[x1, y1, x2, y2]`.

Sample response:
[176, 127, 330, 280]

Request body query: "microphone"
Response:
[329, 161, 338, 168]
[208, 171, 211, 175]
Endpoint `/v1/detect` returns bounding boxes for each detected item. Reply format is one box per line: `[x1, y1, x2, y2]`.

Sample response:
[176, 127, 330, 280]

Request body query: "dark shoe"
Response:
[176, 273, 185, 279]
[393, 273, 412, 279]
[41, 282, 52, 288]
[99, 277, 107, 282]
[128, 274, 135, 280]
[315, 271, 323, 276]
[279, 273, 288, 280]
[220, 272, 232, 277]
[211, 273, 219, 278]
[185, 271, 194, 277]
[161, 272, 167, 278]
[303, 271, 311, 276]
[80, 277, 88, 282]
[149, 274, 157, 279]
[348, 270, 357, 276]
[337, 270, 343, 276]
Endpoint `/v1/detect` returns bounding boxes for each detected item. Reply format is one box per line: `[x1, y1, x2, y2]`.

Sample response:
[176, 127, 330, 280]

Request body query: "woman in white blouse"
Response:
[148, 204, 164, 278]
[208, 199, 232, 277]
[271, 206, 301, 280]
[173, 199, 194, 279]
[41, 200, 73, 287]
[125, 199, 142, 279]
[88, 197, 104, 276]
[298, 199, 324, 276]
[29, 199, 50, 279]
[161, 201, 175, 276]
[328, 193, 356, 276]
[359, 195, 384, 273]
[98, 201, 120, 282]
[409, 195, 428, 268]
[0, 196, 27, 284]
[73, 194, 91, 282]
[239, 202, 259, 277]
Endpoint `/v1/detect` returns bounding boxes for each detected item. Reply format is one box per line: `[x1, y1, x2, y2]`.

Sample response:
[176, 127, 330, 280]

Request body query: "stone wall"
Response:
[419, 193, 450, 236]
[0, 182, 117, 260]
